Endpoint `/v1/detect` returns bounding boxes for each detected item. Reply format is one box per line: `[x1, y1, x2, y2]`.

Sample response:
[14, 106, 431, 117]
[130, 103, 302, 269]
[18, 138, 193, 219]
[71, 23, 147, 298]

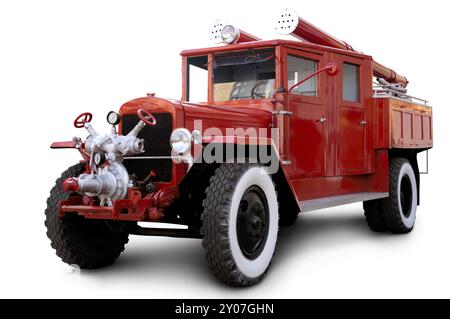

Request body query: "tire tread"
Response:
[382, 158, 415, 234]
[201, 164, 277, 287]
[45, 163, 129, 269]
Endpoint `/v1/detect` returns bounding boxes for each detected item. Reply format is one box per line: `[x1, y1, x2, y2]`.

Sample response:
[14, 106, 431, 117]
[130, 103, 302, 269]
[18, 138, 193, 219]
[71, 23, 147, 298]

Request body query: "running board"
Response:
[299, 192, 389, 212]
[130, 226, 202, 239]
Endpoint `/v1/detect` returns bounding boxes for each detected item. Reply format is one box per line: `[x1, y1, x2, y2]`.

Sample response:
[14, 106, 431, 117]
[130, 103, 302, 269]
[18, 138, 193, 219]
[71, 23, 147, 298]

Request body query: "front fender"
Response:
[181, 141, 301, 221]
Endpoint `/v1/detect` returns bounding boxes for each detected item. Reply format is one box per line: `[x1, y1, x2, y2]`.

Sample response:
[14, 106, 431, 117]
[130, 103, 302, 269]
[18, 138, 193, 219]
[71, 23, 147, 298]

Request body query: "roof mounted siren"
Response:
[275, 8, 408, 88]
[209, 19, 261, 45]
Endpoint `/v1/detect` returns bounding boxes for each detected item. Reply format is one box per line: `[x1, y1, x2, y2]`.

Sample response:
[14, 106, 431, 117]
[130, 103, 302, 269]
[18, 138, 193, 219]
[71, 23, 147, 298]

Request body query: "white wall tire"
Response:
[201, 164, 278, 286]
[382, 158, 418, 234]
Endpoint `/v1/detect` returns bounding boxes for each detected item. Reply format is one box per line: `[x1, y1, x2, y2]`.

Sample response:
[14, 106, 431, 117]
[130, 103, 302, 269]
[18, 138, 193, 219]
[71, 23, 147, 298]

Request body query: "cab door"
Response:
[336, 55, 370, 175]
[283, 48, 329, 179]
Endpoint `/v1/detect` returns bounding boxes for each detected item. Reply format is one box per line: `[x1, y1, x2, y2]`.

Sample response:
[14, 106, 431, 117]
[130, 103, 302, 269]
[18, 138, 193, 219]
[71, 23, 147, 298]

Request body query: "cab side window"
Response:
[343, 62, 360, 102]
[187, 56, 208, 102]
[287, 55, 318, 97]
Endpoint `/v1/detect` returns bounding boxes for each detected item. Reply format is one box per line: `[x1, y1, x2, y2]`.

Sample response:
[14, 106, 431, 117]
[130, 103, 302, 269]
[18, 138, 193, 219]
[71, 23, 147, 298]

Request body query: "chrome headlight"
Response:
[170, 128, 192, 155]
[221, 25, 240, 44]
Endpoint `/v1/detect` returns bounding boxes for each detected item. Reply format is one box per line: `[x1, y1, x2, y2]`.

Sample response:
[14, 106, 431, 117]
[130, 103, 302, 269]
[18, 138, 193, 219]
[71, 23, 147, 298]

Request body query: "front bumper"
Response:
[59, 187, 178, 221]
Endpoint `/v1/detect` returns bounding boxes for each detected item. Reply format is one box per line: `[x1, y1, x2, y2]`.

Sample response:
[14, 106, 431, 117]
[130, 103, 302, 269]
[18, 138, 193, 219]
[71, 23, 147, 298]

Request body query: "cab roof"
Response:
[180, 39, 372, 60]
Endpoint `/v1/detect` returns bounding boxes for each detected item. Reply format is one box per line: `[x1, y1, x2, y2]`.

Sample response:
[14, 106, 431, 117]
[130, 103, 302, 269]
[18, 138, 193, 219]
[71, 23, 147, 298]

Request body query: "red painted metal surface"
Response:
[288, 17, 356, 50]
[335, 54, 374, 175]
[374, 98, 433, 149]
[182, 101, 272, 130]
[290, 150, 389, 201]
[284, 62, 339, 170]
[181, 39, 366, 58]
[60, 188, 178, 221]
[235, 30, 261, 43]
[281, 47, 328, 178]
[201, 136, 272, 145]
[372, 62, 408, 87]
[50, 141, 76, 149]
[285, 16, 409, 87]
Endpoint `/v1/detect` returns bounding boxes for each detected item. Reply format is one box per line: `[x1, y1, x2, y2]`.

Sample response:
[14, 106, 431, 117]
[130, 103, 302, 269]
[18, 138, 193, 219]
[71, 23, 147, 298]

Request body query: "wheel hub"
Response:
[400, 175, 413, 218]
[236, 186, 270, 260]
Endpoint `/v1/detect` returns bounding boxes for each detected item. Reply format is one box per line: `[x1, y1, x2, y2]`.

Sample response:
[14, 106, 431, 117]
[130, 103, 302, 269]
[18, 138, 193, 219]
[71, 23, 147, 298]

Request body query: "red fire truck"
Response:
[46, 9, 433, 286]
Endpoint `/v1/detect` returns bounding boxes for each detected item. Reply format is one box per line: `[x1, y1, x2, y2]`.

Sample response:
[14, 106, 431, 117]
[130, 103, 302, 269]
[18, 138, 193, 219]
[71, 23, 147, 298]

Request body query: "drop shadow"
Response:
[274, 206, 385, 266]
[79, 206, 382, 287]
[81, 237, 211, 282]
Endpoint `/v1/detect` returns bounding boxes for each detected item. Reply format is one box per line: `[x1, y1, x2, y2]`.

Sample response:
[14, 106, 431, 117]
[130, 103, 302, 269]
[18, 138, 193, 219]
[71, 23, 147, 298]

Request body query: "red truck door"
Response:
[335, 55, 371, 175]
[283, 48, 329, 178]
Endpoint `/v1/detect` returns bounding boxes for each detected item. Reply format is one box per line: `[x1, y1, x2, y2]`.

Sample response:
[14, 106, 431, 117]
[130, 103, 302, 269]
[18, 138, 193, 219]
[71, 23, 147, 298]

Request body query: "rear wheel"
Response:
[201, 164, 279, 286]
[363, 200, 387, 232]
[45, 163, 130, 269]
[382, 158, 418, 234]
[363, 158, 418, 234]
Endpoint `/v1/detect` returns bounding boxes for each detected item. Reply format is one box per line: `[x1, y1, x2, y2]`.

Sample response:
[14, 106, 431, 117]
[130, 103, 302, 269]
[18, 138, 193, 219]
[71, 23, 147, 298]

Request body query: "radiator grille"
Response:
[121, 113, 173, 182]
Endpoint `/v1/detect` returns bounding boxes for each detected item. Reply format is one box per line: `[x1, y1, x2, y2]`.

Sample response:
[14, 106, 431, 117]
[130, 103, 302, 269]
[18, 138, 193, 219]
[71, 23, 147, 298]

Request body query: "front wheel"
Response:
[45, 163, 130, 269]
[201, 164, 279, 286]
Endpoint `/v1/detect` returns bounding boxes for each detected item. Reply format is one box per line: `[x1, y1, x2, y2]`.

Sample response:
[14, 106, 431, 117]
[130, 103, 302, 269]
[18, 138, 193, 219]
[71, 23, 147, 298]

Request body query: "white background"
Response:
[0, 0, 449, 298]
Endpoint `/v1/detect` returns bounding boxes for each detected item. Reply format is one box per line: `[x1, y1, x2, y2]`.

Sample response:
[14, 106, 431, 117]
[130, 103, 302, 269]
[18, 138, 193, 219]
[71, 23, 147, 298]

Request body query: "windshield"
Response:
[213, 49, 275, 101]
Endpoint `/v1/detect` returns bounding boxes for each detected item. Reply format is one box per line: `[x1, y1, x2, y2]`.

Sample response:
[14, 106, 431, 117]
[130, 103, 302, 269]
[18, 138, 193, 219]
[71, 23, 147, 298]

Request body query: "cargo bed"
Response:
[373, 97, 433, 150]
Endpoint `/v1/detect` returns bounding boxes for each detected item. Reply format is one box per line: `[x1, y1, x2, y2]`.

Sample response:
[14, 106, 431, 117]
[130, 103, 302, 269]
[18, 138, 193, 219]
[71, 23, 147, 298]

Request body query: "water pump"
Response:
[62, 109, 157, 206]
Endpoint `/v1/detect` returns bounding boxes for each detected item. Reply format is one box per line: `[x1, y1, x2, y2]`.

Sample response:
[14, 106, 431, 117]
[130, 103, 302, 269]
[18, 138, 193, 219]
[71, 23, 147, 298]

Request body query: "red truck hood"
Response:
[120, 97, 273, 132]
[181, 101, 272, 132]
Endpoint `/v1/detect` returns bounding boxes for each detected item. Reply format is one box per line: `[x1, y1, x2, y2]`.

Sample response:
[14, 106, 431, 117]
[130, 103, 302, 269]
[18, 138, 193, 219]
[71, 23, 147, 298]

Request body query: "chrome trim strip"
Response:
[272, 110, 293, 115]
[124, 156, 182, 160]
[299, 192, 389, 212]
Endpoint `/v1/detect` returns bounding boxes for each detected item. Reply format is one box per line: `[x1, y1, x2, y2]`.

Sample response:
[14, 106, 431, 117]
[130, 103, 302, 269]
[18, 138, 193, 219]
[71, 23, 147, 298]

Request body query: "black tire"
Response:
[201, 164, 279, 287]
[45, 163, 129, 269]
[382, 158, 418, 234]
[363, 200, 387, 232]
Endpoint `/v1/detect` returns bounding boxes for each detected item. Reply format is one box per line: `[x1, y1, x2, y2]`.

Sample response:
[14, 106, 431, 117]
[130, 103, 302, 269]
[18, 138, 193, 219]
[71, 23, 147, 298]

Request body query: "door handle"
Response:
[360, 120, 367, 127]
[319, 117, 327, 124]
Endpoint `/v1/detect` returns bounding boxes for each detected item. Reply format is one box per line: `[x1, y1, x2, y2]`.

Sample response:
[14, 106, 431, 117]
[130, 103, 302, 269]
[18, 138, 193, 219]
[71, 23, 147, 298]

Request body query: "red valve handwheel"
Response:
[137, 109, 157, 126]
[74, 112, 93, 128]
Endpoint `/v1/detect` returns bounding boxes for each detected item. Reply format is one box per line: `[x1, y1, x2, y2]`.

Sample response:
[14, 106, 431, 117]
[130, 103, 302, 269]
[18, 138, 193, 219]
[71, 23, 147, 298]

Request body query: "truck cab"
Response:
[46, 10, 433, 287]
